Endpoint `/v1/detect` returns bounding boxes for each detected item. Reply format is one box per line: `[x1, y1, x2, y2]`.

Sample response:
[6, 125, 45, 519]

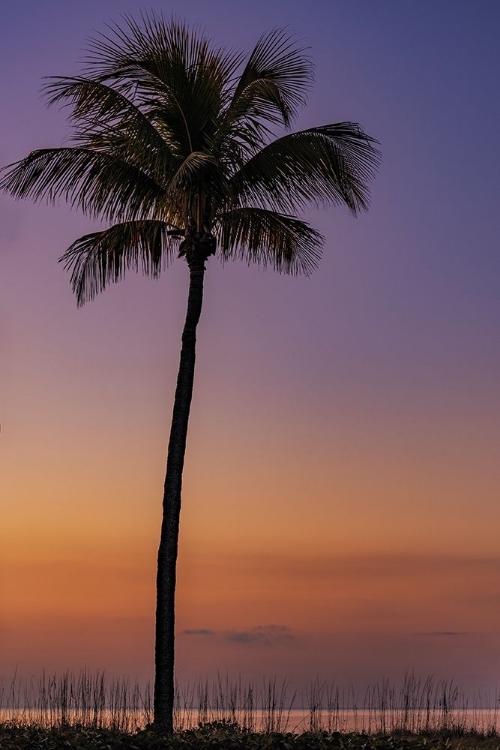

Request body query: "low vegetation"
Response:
[2, 721, 500, 750]
[1, 672, 499, 749]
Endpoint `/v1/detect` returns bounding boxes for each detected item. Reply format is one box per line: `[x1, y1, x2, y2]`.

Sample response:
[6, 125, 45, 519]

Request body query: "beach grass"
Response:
[1, 671, 499, 749]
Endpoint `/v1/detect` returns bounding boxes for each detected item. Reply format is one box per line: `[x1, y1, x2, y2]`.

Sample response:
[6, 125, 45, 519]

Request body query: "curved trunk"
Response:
[154, 249, 207, 732]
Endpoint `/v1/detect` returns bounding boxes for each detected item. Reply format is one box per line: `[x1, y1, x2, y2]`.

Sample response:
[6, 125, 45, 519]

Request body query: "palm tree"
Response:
[0, 14, 380, 732]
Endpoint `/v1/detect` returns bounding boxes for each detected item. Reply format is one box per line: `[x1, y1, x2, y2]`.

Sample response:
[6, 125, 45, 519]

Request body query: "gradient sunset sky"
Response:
[1, 0, 499, 699]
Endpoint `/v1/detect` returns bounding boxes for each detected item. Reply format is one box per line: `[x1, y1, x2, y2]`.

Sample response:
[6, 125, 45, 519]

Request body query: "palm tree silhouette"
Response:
[0, 14, 380, 732]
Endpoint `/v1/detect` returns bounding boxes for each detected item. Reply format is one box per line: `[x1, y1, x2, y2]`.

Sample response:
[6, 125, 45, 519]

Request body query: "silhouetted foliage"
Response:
[1, 723, 499, 750]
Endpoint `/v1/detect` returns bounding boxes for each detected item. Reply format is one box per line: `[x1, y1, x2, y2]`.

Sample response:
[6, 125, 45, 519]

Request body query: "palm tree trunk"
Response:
[154, 249, 207, 732]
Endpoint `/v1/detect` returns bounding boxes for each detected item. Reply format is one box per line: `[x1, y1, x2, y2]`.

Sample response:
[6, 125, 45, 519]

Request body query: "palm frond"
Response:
[83, 15, 241, 156]
[217, 207, 323, 276]
[85, 12, 241, 84]
[59, 220, 176, 305]
[228, 122, 381, 215]
[42, 76, 176, 181]
[0, 147, 165, 222]
[166, 151, 227, 222]
[221, 28, 313, 134]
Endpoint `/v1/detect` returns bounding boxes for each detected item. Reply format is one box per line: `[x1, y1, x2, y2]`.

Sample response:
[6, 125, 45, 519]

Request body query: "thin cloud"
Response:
[253, 625, 292, 633]
[225, 625, 296, 646]
[226, 631, 262, 644]
[420, 631, 471, 637]
[182, 625, 296, 644]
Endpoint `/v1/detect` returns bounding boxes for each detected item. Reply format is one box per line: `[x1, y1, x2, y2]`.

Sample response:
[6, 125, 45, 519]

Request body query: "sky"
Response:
[1, 0, 500, 704]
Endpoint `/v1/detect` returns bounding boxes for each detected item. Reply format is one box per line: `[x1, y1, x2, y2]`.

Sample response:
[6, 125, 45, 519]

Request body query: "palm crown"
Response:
[1, 15, 380, 304]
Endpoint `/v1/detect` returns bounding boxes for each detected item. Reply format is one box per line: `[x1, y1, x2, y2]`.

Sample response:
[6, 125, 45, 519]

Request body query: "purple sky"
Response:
[1, 1, 500, 699]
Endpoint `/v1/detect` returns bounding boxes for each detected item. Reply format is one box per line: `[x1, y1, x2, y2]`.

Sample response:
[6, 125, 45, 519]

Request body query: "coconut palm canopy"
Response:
[1, 15, 380, 304]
